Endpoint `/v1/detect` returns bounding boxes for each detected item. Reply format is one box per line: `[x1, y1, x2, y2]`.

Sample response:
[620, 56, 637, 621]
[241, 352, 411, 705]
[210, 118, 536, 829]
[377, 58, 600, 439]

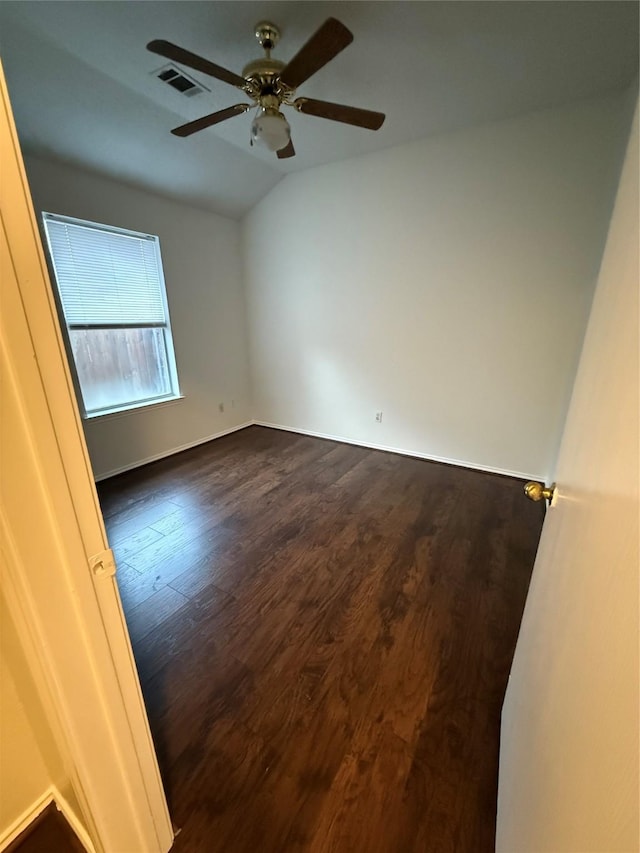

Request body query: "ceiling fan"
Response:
[147, 18, 385, 159]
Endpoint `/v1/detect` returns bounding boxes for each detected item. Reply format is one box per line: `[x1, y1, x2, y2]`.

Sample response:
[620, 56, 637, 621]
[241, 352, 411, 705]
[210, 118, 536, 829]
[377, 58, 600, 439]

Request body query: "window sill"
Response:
[84, 394, 185, 422]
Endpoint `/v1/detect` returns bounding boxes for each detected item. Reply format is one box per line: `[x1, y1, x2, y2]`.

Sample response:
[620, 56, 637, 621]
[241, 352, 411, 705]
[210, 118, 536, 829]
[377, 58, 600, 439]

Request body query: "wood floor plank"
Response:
[111, 525, 164, 564]
[104, 498, 181, 545]
[124, 584, 190, 644]
[98, 426, 544, 852]
[128, 582, 235, 686]
[7, 803, 85, 853]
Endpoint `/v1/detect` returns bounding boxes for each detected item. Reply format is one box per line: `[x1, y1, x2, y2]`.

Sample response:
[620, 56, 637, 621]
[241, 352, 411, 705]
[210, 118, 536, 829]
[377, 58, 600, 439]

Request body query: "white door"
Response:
[496, 105, 639, 851]
[1, 63, 173, 853]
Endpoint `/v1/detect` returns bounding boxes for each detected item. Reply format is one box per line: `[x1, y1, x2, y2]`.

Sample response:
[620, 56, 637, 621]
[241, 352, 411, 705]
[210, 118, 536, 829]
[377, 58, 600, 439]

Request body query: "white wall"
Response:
[0, 591, 89, 845]
[23, 155, 253, 479]
[0, 595, 60, 841]
[496, 102, 638, 852]
[0, 666, 49, 838]
[243, 94, 629, 480]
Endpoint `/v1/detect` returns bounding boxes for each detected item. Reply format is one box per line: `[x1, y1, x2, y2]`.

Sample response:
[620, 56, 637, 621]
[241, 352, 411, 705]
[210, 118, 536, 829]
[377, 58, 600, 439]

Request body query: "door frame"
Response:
[1, 62, 174, 853]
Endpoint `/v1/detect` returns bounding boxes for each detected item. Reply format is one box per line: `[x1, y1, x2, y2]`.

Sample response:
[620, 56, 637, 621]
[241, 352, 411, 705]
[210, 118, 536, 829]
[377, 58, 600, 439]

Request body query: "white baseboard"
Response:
[93, 418, 543, 483]
[253, 421, 544, 482]
[0, 785, 95, 852]
[94, 421, 254, 481]
[52, 786, 96, 853]
[0, 790, 52, 851]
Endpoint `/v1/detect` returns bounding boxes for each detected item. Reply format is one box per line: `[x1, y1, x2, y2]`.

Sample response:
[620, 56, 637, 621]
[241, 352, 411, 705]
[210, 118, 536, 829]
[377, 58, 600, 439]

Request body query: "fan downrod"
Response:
[243, 22, 285, 85]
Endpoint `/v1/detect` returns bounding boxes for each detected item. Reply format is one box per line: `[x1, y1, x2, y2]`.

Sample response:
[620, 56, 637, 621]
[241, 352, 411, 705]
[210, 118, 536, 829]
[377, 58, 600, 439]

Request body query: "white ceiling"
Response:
[1, 1, 637, 218]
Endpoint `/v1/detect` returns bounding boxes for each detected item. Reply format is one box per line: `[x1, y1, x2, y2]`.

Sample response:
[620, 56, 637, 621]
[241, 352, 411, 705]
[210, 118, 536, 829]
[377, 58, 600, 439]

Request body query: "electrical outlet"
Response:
[375, 411, 383, 423]
[218, 402, 224, 413]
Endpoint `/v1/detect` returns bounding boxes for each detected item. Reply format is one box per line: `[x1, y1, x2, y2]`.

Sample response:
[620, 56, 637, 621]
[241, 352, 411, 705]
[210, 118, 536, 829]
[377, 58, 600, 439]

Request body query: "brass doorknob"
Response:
[524, 481, 556, 503]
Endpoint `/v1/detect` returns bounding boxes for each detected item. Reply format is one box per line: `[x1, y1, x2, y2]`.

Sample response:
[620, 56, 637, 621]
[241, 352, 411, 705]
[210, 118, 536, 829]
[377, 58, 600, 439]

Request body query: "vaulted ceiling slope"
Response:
[1, 1, 638, 218]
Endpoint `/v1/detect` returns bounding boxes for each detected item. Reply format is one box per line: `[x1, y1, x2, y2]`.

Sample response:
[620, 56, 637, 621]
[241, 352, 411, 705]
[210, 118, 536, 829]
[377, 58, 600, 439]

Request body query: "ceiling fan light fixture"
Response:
[150, 18, 386, 157]
[250, 107, 290, 152]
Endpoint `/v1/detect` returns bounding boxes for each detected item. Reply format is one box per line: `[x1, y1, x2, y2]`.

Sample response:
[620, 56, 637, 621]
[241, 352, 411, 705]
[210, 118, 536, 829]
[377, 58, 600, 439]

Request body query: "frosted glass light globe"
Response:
[251, 108, 290, 152]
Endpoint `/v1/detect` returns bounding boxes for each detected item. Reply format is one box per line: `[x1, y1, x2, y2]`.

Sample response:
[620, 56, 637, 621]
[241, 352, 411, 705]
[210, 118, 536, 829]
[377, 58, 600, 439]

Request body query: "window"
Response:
[42, 213, 181, 417]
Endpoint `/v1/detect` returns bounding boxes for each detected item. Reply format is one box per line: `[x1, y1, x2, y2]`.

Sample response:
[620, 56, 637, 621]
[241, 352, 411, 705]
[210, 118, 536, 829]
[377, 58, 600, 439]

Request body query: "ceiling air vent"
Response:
[153, 63, 208, 97]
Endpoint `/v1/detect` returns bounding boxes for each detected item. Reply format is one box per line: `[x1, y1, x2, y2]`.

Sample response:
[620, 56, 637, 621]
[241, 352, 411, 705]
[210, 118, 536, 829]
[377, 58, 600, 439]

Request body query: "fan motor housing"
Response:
[242, 57, 285, 87]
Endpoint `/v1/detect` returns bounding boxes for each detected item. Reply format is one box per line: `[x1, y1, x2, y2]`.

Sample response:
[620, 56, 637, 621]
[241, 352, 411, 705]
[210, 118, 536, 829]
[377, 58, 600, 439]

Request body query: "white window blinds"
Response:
[43, 214, 167, 326]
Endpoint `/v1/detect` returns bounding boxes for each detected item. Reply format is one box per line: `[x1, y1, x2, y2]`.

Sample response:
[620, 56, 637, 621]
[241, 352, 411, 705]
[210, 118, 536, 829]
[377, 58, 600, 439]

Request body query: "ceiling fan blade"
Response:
[279, 18, 353, 89]
[171, 104, 250, 137]
[294, 98, 385, 130]
[277, 138, 296, 159]
[147, 40, 247, 89]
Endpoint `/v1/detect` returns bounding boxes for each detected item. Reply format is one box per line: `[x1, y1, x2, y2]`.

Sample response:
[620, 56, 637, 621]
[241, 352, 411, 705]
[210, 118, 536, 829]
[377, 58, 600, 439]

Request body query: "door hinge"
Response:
[89, 548, 116, 579]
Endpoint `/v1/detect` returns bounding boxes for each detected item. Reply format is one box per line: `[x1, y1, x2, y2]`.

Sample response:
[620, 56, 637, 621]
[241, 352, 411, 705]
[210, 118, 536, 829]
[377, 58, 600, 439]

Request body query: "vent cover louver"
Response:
[153, 63, 208, 97]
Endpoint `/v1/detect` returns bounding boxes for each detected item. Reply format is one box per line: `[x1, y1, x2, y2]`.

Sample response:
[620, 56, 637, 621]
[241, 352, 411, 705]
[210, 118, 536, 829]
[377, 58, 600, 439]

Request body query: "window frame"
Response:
[41, 212, 182, 419]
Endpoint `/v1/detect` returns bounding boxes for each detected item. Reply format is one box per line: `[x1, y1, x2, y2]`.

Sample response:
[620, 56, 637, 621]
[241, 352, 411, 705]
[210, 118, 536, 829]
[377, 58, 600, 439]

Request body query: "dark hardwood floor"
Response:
[7, 804, 84, 853]
[97, 426, 544, 853]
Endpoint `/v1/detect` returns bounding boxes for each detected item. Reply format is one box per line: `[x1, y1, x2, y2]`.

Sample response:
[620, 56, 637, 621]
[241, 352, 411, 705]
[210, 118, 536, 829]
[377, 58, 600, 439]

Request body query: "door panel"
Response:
[496, 105, 639, 851]
[0, 61, 173, 853]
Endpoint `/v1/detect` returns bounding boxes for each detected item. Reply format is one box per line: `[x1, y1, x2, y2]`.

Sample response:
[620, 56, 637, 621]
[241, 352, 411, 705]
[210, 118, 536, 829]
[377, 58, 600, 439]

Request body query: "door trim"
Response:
[0, 61, 173, 853]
